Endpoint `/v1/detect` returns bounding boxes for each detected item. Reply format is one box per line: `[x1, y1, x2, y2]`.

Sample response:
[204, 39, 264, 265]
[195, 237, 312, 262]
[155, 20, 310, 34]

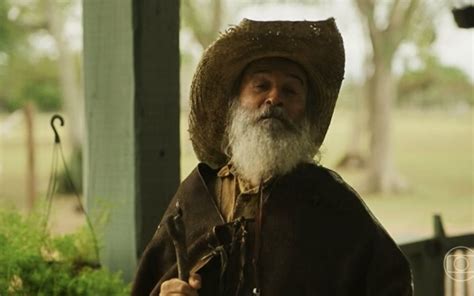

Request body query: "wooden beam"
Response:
[83, 0, 180, 281]
[83, 0, 137, 281]
[132, 0, 180, 258]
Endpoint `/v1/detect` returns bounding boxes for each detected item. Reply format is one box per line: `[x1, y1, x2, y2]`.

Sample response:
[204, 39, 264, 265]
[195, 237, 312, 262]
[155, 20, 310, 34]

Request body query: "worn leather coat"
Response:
[132, 163, 414, 296]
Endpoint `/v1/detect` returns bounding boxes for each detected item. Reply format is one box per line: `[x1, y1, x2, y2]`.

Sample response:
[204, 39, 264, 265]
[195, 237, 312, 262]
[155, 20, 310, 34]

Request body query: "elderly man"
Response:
[132, 18, 413, 296]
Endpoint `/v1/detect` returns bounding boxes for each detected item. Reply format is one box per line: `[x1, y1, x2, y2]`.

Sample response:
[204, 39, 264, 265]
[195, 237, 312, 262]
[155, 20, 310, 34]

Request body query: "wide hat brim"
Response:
[189, 18, 345, 168]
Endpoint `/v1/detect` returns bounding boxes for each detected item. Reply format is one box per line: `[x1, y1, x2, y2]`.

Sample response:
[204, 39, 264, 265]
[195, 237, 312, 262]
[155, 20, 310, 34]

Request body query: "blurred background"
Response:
[0, 0, 472, 289]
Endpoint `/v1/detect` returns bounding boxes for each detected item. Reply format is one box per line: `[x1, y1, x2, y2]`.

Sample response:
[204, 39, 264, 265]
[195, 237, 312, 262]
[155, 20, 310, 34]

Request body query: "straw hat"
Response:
[189, 18, 345, 168]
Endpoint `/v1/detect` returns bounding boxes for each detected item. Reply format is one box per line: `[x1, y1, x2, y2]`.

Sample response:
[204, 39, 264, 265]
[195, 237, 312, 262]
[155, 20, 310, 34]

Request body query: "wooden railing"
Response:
[399, 215, 474, 296]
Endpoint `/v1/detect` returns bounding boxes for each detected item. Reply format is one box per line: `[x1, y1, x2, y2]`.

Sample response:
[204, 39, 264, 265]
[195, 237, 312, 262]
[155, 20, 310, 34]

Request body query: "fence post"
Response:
[23, 102, 36, 211]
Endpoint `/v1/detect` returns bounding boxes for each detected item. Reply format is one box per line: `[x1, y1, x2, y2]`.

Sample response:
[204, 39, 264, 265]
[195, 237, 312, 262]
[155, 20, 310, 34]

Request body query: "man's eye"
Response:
[283, 87, 297, 95]
[254, 83, 267, 90]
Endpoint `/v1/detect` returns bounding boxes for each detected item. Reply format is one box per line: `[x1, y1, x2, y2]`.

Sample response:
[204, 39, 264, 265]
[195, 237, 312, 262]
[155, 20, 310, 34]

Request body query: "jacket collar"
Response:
[196, 162, 326, 209]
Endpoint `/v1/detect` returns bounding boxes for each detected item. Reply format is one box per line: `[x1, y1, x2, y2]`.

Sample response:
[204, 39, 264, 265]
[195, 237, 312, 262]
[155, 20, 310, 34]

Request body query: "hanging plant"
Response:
[0, 114, 130, 295]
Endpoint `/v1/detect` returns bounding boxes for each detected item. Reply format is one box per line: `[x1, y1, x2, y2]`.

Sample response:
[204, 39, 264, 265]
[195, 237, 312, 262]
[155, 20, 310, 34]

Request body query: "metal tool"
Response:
[165, 201, 190, 281]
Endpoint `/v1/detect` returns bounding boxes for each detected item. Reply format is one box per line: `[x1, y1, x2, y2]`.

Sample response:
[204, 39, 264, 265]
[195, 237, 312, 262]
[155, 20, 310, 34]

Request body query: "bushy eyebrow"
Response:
[287, 74, 305, 86]
[249, 71, 306, 87]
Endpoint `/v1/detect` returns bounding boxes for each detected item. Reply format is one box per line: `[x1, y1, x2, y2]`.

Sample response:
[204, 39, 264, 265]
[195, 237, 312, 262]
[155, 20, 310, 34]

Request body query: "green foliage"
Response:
[0, 0, 65, 112]
[0, 209, 130, 295]
[0, 54, 62, 112]
[19, 78, 62, 110]
[398, 57, 473, 107]
[0, 1, 27, 53]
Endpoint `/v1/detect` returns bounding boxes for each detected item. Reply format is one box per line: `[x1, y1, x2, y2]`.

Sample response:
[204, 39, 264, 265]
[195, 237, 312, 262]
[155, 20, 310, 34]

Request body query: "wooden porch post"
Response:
[83, 0, 180, 281]
[132, 0, 180, 259]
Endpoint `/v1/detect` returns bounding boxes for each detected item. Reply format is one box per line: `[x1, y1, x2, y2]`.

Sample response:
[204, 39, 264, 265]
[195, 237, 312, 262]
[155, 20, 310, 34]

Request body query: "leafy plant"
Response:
[0, 209, 131, 295]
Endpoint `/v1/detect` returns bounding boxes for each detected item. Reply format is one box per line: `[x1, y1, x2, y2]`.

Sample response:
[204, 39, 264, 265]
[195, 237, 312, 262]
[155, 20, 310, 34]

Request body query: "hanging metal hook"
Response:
[50, 114, 64, 144]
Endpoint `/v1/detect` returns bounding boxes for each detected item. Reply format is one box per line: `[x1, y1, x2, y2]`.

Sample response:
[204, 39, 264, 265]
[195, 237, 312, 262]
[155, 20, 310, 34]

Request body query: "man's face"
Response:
[227, 58, 315, 183]
[238, 57, 308, 124]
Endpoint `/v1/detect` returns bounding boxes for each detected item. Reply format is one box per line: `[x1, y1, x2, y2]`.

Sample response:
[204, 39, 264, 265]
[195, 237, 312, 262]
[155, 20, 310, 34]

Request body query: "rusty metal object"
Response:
[165, 201, 190, 281]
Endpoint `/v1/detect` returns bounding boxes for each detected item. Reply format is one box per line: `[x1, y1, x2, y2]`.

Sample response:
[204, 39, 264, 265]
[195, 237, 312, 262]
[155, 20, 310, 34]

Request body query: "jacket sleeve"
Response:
[365, 223, 414, 296]
[324, 167, 414, 295]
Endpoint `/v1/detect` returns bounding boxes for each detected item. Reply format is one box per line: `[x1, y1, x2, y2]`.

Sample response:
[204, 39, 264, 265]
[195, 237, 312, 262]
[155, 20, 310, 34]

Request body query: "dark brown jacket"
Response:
[132, 163, 414, 295]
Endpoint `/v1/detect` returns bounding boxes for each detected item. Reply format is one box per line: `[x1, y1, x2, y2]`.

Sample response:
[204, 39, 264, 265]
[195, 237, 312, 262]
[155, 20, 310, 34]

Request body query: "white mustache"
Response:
[252, 106, 299, 132]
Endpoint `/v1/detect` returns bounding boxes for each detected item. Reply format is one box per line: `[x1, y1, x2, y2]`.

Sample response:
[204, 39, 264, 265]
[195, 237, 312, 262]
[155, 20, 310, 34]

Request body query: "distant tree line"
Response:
[397, 56, 473, 108]
[0, 0, 81, 114]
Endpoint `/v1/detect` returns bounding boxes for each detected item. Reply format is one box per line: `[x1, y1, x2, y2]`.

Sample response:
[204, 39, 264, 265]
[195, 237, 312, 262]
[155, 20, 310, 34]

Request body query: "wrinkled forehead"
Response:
[241, 57, 308, 85]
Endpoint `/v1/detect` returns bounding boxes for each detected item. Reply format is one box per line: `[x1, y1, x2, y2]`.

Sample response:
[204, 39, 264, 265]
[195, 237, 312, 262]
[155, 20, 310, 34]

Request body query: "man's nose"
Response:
[264, 87, 283, 106]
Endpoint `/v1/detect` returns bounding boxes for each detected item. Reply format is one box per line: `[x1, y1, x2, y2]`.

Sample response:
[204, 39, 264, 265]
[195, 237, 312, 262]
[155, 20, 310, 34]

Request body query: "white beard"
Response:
[226, 103, 317, 185]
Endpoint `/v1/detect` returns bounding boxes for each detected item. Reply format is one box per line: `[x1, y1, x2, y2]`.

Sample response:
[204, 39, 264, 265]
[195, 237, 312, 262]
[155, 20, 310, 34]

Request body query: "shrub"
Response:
[0, 209, 130, 295]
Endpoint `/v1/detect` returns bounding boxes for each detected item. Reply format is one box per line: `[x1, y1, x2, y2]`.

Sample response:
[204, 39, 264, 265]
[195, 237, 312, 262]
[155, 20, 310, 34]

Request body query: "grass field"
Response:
[1, 108, 473, 243]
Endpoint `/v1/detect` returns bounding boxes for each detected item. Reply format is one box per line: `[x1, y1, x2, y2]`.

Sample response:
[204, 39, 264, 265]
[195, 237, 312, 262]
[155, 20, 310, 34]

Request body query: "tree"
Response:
[352, 0, 442, 194]
[0, 0, 61, 112]
[181, 0, 224, 50]
[41, 0, 84, 152]
[0, 1, 25, 53]
[398, 55, 473, 107]
[41, 0, 84, 193]
[0, 0, 84, 192]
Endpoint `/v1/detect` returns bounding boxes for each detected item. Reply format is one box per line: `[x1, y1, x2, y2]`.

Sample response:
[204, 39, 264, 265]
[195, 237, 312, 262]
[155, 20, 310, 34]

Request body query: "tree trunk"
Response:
[352, 0, 422, 194]
[336, 94, 366, 169]
[365, 53, 406, 193]
[337, 53, 372, 170]
[24, 102, 36, 211]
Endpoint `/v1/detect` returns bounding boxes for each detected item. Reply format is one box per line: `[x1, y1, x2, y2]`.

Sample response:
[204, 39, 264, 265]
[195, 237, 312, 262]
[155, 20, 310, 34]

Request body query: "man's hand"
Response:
[159, 274, 202, 296]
